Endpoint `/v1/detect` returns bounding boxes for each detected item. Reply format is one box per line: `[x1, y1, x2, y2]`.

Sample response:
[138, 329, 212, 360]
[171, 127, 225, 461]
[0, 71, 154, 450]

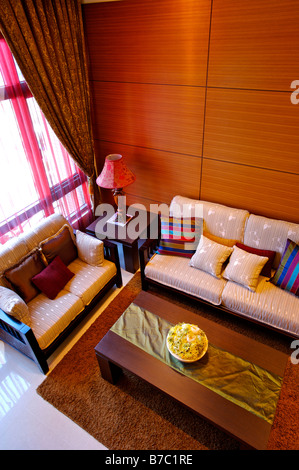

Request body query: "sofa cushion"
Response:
[0, 214, 74, 275]
[236, 242, 276, 278]
[222, 246, 269, 292]
[169, 195, 249, 241]
[40, 225, 78, 266]
[76, 230, 104, 266]
[145, 253, 227, 305]
[189, 235, 233, 278]
[4, 249, 46, 303]
[64, 258, 117, 306]
[0, 286, 31, 326]
[32, 256, 75, 300]
[157, 216, 202, 258]
[221, 277, 299, 337]
[21, 213, 73, 252]
[270, 239, 299, 297]
[28, 289, 85, 350]
[243, 214, 299, 269]
[0, 237, 29, 273]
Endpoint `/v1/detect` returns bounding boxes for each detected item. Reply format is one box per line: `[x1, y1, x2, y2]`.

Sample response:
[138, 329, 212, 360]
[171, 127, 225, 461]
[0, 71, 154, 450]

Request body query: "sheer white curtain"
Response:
[0, 36, 93, 244]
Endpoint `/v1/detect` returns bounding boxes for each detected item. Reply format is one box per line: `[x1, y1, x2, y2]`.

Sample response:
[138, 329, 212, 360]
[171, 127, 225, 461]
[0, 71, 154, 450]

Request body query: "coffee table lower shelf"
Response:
[94, 292, 287, 451]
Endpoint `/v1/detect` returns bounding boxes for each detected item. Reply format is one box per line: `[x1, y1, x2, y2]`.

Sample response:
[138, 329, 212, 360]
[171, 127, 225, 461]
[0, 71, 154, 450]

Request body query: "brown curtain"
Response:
[0, 0, 100, 209]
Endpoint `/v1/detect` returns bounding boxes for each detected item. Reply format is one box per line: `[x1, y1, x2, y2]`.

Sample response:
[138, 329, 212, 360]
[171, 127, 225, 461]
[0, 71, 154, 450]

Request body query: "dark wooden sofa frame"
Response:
[0, 240, 122, 374]
[139, 238, 298, 340]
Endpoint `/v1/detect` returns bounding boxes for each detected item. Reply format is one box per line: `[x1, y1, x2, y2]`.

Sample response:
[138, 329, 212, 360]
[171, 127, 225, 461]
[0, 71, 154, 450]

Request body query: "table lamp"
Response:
[96, 154, 136, 224]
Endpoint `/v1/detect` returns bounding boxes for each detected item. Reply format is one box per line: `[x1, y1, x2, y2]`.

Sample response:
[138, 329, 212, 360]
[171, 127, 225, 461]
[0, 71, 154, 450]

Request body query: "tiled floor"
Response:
[0, 269, 134, 450]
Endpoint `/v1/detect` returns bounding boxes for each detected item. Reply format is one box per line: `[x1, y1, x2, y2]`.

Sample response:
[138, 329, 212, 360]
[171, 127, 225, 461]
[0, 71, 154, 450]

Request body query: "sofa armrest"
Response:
[139, 239, 158, 290]
[103, 239, 122, 287]
[139, 238, 158, 261]
[0, 308, 49, 373]
[0, 308, 30, 336]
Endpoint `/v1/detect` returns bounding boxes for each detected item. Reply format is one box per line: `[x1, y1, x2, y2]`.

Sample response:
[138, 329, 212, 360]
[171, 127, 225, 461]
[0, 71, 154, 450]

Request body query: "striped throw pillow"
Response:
[270, 239, 299, 297]
[157, 216, 202, 258]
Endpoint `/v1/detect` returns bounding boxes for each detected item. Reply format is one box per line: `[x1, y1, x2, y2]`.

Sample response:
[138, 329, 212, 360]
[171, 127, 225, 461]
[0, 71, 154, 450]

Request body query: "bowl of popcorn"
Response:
[166, 323, 208, 362]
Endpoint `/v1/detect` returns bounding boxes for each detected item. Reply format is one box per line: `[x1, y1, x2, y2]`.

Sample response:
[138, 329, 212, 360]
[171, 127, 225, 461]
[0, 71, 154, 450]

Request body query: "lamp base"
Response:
[107, 212, 134, 226]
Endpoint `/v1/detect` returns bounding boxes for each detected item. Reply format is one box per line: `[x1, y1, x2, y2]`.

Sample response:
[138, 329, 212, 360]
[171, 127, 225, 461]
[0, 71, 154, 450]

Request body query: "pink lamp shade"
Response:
[96, 154, 136, 189]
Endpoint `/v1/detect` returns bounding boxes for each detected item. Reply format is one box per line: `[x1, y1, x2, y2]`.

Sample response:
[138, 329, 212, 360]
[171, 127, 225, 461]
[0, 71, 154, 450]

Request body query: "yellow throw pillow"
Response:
[203, 231, 237, 247]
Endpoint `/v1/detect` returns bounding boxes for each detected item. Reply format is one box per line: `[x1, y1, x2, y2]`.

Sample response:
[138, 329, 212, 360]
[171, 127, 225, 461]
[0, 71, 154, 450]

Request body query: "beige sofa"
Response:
[140, 195, 299, 338]
[0, 214, 122, 373]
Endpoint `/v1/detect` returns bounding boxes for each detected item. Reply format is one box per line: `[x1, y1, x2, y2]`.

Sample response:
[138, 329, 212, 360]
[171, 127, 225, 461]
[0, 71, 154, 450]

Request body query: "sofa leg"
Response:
[31, 345, 49, 374]
[37, 357, 49, 374]
[141, 277, 149, 291]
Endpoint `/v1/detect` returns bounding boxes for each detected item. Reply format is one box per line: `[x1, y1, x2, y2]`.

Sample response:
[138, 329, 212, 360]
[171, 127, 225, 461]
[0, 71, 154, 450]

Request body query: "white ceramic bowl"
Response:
[166, 323, 208, 363]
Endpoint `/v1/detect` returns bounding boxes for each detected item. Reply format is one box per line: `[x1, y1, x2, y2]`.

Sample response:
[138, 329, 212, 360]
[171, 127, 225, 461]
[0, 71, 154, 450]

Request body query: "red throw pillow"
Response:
[236, 243, 276, 277]
[31, 256, 74, 300]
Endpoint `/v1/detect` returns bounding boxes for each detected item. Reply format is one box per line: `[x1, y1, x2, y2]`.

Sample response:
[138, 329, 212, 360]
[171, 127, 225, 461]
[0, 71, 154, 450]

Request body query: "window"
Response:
[0, 36, 93, 245]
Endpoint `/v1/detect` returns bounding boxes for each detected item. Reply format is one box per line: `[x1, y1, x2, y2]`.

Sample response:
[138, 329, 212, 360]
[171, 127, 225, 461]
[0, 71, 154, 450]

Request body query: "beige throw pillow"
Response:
[76, 230, 104, 266]
[189, 235, 233, 278]
[223, 246, 269, 291]
[0, 286, 31, 326]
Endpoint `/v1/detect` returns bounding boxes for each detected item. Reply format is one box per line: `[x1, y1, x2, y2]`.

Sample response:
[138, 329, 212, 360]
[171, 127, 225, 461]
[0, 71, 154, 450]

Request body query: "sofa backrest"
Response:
[0, 237, 29, 279]
[243, 214, 299, 268]
[20, 213, 72, 251]
[169, 195, 249, 241]
[0, 213, 71, 275]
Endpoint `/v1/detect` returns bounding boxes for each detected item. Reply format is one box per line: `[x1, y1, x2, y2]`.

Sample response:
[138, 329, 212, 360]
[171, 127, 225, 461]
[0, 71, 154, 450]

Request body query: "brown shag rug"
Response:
[37, 273, 299, 450]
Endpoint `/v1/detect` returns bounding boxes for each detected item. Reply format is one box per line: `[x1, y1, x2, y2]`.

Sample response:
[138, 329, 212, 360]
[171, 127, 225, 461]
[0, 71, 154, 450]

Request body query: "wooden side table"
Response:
[86, 206, 159, 273]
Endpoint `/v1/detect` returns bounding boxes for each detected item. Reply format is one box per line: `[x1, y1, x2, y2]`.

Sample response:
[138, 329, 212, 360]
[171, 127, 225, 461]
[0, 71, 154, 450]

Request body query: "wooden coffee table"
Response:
[94, 291, 288, 450]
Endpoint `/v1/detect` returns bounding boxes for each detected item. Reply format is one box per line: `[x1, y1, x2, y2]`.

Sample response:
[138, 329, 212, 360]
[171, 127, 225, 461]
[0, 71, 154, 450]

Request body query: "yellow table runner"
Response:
[111, 303, 283, 424]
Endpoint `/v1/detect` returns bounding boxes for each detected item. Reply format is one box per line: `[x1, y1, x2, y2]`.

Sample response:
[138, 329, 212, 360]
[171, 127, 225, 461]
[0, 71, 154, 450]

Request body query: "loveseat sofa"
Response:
[140, 195, 299, 338]
[0, 213, 122, 373]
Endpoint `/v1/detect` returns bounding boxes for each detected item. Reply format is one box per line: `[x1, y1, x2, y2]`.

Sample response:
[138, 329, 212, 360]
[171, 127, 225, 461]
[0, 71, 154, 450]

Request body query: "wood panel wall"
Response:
[83, 0, 299, 223]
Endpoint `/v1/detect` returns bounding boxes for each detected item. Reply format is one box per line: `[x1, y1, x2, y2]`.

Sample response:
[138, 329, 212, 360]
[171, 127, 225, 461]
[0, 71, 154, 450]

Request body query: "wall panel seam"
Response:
[206, 86, 293, 94]
[199, 0, 214, 200]
[89, 79, 207, 89]
[202, 156, 299, 177]
[94, 138, 203, 159]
